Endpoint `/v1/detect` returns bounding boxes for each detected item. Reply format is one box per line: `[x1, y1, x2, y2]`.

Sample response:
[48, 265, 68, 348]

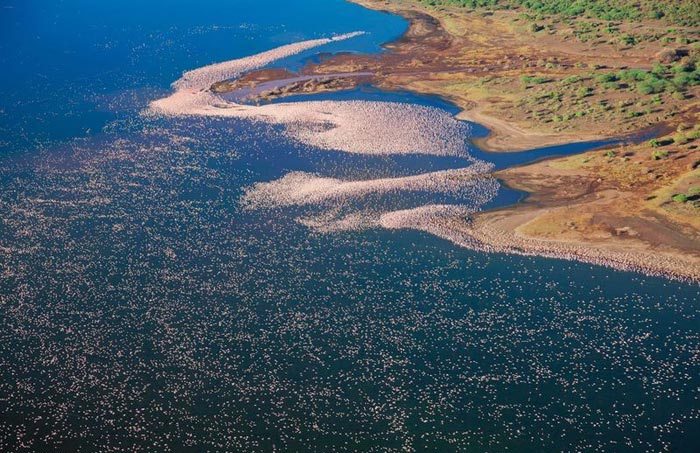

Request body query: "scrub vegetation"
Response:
[419, 0, 700, 27]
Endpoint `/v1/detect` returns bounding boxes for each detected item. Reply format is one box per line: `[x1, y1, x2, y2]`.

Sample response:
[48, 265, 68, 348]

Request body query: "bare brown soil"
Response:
[476, 113, 700, 280]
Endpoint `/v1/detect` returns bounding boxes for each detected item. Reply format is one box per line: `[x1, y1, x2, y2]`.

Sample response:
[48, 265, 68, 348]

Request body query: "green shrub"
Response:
[652, 149, 669, 160]
[672, 193, 689, 202]
[672, 71, 700, 89]
[620, 34, 637, 46]
[617, 69, 648, 82]
[671, 61, 695, 73]
[637, 78, 666, 94]
[651, 63, 666, 75]
[521, 75, 551, 85]
[596, 73, 618, 83]
[673, 133, 688, 145]
[577, 86, 593, 97]
[649, 10, 664, 20]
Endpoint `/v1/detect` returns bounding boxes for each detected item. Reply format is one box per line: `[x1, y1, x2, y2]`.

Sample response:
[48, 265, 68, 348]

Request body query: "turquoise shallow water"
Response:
[0, 1, 698, 451]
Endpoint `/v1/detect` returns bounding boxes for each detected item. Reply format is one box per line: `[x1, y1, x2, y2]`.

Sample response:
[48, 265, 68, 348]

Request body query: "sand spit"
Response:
[241, 164, 496, 209]
[381, 207, 700, 281]
[174, 32, 366, 91]
[471, 216, 700, 282]
[149, 36, 473, 156]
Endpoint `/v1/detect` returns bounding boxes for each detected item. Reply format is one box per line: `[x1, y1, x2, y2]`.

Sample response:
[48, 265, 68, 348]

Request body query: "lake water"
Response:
[0, 0, 698, 451]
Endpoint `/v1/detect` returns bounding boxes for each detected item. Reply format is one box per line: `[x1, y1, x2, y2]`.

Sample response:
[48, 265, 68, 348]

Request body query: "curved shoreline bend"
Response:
[375, 202, 700, 282]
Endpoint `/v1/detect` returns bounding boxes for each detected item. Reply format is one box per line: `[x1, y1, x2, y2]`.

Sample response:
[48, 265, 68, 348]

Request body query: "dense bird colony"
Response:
[0, 35, 698, 452]
[149, 34, 500, 244]
[173, 32, 365, 92]
[241, 165, 499, 233]
[149, 36, 478, 157]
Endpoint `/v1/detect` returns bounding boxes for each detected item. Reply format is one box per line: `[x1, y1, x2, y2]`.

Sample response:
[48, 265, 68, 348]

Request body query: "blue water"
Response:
[0, 1, 698, 452]
[0, 0, 406, 153]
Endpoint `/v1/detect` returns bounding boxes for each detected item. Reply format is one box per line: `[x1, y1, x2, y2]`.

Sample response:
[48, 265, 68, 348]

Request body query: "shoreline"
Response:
[160, 0, 700, 282]
[347, 0, 700, 281]
[331, 0, 697, 151]
[468, 204, 700, 283]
